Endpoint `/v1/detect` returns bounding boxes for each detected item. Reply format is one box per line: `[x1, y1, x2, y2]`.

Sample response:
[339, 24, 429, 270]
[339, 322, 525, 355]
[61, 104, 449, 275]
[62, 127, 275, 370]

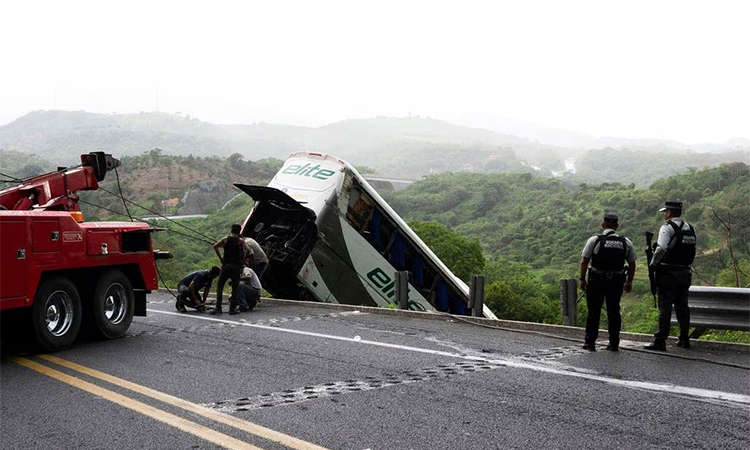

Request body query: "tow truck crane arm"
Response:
[0, 152, 119, 211]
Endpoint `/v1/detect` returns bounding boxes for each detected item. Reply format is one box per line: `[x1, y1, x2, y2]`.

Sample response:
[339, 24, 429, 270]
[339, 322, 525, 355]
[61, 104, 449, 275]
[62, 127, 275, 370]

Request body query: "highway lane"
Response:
[2, 291, 749, 449]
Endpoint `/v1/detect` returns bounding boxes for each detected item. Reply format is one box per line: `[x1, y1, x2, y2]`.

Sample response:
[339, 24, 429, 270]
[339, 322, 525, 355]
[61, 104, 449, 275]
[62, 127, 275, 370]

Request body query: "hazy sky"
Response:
[1, 0, 748, 144]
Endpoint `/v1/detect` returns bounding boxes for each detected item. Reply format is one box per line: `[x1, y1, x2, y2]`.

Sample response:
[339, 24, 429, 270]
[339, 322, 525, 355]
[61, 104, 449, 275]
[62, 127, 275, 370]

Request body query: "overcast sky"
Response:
[1, 0, 748, 144]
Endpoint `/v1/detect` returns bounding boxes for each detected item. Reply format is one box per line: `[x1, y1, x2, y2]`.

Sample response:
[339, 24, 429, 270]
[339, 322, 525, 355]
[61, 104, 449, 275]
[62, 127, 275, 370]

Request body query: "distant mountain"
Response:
[0, 110, 239, 164]
[1, 110, 746, 184]
[452, 112, 598, 149]
[453, 111, 749, 152]
[0, 110, 562, 177]
[692, 138, 750, 153]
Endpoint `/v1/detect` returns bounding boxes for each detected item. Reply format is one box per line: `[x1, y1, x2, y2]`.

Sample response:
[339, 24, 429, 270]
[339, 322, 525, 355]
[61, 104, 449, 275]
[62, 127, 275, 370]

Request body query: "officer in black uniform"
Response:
[645, 201, 697, 351]
[579, 213, 636, 351]
[212, 224, 251, 315]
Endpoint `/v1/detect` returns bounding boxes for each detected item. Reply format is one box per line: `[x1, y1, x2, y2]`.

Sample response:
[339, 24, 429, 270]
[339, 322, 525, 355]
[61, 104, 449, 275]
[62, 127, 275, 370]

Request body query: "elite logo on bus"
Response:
[282, 163, 336, 180]
[367, 268, 395, 299]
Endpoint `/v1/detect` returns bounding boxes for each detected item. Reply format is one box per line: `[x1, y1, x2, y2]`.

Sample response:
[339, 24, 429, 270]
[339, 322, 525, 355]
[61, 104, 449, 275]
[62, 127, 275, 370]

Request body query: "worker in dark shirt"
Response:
[176, 266, 220, 312]
[211, 224, 251, 315]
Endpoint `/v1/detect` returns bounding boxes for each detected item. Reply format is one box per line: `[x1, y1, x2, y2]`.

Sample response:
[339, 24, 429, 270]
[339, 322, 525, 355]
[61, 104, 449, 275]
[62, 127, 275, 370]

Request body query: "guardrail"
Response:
[675, 286, 750, 338]
[394, 271, 486, 317]
[560, 281, 750, 339]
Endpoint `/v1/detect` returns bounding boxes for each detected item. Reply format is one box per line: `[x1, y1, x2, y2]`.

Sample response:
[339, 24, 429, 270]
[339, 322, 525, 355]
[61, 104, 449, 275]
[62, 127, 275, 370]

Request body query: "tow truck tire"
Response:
[91, 270, 135, 339]
[31, 277, 82, 352]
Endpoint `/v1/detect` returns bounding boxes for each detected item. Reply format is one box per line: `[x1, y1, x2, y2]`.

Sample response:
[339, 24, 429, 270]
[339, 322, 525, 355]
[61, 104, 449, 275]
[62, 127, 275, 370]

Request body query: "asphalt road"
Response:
[2, 291, 749, 450]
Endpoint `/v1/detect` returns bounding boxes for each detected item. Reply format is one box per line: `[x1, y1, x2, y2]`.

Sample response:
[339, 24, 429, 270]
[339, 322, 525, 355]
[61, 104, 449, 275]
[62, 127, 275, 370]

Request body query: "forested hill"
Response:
[0, 110, 550, 174]
[79, 151, 282, 218]
[0, 149, 282, 218]
[385, 162, 750, 284]
[2, 110, 747, 186]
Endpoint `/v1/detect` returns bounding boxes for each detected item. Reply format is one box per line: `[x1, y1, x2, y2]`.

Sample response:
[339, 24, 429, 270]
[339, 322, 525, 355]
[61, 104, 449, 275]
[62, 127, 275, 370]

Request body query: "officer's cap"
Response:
[603, 212, 619, 224]
[658, 201, 683, 212]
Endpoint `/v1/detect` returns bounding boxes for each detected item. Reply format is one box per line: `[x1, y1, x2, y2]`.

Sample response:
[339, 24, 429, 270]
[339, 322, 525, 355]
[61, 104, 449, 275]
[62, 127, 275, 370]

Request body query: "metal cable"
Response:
[97, 186, 216, 244]
[155, 263, 178, 299]
[113, 167, 133, 221]
[0, 172, 23, 182]
[77, 199, 214, 245]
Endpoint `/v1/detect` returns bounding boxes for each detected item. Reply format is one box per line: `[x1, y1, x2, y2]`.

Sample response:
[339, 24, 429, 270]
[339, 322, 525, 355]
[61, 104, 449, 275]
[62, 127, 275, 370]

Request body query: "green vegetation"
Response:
[0, 150, 54, 179]
[407, 221, 485, 282]
[2, 111, 746, 186]
[150, 195, 257, 286]
[3, 139, 747, 343]
[570, 148, 749, 187]
[77, 151, 282, 218]
[386, 163, 750, 285]
[385, 163, 750, 342]
[138, 162, 749, 342]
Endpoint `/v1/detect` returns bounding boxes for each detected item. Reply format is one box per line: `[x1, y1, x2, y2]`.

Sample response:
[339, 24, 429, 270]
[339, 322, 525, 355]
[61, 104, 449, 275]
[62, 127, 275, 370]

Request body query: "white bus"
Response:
[236, 152, 497, 319]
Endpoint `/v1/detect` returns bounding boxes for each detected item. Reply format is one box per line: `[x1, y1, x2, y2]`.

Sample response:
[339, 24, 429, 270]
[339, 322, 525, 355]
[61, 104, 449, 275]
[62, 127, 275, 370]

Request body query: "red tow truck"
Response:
[0, 152, 169, 351]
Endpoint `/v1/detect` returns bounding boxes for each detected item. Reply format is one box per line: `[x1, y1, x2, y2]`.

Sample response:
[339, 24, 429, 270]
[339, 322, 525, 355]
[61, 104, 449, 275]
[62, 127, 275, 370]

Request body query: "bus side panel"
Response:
[338, 217, 432, 310]
[309, 193, 381, 307]
[305, 191, 432, 310]
[297, 255, 336, 303]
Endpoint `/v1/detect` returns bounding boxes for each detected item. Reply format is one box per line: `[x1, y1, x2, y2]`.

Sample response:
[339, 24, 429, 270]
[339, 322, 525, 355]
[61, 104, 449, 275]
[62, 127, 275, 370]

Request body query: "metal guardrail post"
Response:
[470, 275, 485, 317]
[395, 271, 409, 310]
[560, 279, 578, 326]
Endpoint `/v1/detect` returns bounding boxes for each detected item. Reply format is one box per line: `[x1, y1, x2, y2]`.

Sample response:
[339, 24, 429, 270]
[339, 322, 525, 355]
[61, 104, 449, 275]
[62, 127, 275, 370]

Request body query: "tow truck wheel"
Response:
[91, 270, 134, 339]
[31, 277, 82, 352]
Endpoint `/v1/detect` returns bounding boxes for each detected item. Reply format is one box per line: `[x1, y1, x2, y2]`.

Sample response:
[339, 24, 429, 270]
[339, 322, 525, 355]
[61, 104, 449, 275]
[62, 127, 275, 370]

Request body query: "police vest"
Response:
[662, 220, 696, 266]
[591, 234, 627, 272]
[223, 235, 243, 265]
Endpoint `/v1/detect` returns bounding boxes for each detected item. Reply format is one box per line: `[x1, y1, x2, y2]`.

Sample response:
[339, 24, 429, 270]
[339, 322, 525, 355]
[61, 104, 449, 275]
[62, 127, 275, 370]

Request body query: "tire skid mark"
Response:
[518, 345, 591, 362]
[204, 360, 503, 413]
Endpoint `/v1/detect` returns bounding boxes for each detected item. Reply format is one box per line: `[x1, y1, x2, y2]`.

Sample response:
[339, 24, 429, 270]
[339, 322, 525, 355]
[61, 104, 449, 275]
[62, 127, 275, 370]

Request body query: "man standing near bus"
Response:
[244, 237, 269, 279]
[212, 224, 251, 315]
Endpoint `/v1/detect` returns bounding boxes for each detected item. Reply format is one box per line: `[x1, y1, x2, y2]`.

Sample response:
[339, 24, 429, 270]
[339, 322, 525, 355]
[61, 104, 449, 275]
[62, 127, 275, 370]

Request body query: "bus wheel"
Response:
[91, 270, 134, 339]
[31, 277, 82, 352]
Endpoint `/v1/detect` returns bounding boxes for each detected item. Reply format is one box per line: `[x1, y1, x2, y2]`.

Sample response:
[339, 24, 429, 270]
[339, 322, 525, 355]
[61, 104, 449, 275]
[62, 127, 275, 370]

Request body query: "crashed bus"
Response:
[235, 152, 497, 319]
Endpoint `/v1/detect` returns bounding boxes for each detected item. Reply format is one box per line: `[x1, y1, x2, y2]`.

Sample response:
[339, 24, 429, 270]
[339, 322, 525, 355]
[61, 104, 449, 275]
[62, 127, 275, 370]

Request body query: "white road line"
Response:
[147, 309, 750, 408]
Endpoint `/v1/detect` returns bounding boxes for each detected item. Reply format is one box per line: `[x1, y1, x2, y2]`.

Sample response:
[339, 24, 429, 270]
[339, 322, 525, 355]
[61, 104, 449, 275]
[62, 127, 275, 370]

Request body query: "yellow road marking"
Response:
[38, 354, 331, 450]
[12, 357, 264, 450]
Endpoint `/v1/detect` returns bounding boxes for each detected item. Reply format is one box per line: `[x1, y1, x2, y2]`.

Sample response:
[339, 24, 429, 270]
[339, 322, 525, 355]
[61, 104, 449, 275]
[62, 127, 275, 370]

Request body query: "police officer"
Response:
[579, 213, 636, 351]
[645, 201, 697, 351]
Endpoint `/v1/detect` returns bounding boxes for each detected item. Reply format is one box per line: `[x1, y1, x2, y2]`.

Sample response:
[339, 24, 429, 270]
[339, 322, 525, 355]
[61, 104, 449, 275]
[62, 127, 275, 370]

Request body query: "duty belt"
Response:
[657, 263, 691, 271]
[588, 267, 626, 277]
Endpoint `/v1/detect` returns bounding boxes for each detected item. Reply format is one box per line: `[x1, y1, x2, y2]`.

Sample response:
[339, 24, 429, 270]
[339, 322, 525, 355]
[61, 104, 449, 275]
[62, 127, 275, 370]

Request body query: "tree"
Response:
[408, 221, 485, 282]
[228, 153, 244, 168]
[483, 257, 561, 323]
[149, 148, 163, 166]
[711, 208, 750, 287]
[354, 165, 376, 174]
